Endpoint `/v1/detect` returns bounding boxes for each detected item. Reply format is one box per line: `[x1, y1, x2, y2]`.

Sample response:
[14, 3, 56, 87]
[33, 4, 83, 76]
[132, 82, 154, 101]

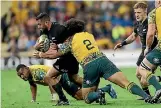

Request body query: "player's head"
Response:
[155, 0, 161, 8]
[133, 2, 148, 21]
[36, 12, 50, 31]
[64, 18, 85, 36]
[16, 64, 30, 81]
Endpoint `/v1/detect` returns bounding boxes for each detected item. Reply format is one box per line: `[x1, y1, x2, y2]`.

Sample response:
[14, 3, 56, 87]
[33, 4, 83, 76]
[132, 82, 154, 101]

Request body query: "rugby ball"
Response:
[38, 34, 50, 52]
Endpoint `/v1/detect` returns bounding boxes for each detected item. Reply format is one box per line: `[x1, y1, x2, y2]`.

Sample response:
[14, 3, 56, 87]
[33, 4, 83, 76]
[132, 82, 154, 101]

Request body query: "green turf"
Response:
[1, 68, 161, 108]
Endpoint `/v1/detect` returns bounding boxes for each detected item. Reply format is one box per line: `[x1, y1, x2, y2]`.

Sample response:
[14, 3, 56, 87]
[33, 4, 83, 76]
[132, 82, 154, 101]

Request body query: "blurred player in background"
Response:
[139, 0, 161, 103]
[16, 64, 117, 105]
[114, 2, 160, 99]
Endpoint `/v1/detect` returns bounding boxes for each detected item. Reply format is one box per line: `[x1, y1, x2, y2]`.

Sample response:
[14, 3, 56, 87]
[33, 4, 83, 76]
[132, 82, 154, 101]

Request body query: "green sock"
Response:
[142, 87, 150, 95]
[147, 75, 161, 91]
[99, 85, 110, 93]
[127, 82, 148, 99]
[85, 92, 100, 104]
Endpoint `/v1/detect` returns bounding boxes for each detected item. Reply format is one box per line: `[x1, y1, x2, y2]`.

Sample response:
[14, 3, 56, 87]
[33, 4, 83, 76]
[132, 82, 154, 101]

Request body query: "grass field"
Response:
[1, 68, 161, 108]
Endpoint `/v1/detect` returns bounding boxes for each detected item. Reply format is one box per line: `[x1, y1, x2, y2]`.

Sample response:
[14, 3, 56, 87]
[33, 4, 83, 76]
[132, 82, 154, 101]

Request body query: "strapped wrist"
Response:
[121, 40, 127, 46]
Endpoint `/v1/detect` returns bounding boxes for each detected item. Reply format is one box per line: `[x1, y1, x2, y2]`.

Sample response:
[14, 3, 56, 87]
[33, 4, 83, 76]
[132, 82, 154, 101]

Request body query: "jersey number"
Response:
[83, 40, 95, 50]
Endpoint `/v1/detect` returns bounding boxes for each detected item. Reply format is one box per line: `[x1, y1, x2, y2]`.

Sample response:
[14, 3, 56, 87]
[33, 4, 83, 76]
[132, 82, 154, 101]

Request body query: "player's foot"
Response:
[151, 89, 161, 104]
[98, 90, 106, 105]
[107, 84, 117, 99]
[144, 96, 152, 103]
[55, 99, 70, 106]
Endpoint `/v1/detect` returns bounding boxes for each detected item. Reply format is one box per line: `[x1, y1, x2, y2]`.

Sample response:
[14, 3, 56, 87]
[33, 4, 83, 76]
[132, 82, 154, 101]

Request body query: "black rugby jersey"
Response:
[40, 22, 68, 44]
[133, 18, 157, 49]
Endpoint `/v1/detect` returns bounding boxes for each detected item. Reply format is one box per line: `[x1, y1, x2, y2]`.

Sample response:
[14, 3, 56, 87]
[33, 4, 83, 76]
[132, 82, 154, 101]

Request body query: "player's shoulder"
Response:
[29, 65, 50, 69]
[148, 9, 156, 16]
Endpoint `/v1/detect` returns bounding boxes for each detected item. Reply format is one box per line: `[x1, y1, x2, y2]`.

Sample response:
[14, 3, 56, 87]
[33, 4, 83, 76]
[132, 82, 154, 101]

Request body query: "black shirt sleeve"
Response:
[133, 22, 138, 35]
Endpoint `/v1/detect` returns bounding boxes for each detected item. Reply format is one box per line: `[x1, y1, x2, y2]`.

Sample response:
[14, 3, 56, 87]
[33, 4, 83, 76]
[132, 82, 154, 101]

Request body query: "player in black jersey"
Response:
[114, 2, 160, 98]
[33, 12, 85, 105]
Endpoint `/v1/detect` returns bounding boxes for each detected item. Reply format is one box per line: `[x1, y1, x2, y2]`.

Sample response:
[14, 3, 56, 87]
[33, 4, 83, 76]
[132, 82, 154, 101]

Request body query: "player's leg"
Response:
[44, 65, 69, 105]
[62, 53, 83, 86]
[136, 52, 151, 96]
[99, 56, 151, 103]
[59, 73, 83, 100]
[68, 73, 83, 87]
[139, 49, 161, 103]
[98, 84, 117, 99]
[80, 61, 106, 105]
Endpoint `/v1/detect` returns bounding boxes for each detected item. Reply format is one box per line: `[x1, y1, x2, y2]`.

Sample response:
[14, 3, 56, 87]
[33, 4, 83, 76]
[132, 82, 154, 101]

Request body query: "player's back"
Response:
[156, 6, 161, 42]
[71, 32, 103, 66]
[29, 65, 51, 82]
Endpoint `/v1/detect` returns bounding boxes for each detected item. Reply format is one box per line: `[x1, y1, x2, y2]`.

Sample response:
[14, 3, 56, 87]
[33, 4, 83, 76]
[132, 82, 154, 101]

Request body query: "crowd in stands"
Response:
[1, 1, 154, 56]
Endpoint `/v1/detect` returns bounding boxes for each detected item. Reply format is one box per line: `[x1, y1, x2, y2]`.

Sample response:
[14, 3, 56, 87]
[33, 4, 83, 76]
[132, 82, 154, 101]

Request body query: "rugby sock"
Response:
[52, 83, 67, 101]
[142, 87, 150, 95]
[156, 76, 161, 82]
[146, 73, 161, 90]
[85, 91, 100, 104]
[127, 82, 148, 99]
[99, 85, 110, 93]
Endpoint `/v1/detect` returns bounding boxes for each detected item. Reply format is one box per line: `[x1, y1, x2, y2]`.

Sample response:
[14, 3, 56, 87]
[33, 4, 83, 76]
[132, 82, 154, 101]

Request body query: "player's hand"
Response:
[144, 47, 150, 56]
[33, 51, 40, 58]
[114, 43, 123, 50]
[34, 41, 44, 50]
[50, 43, 58, 50]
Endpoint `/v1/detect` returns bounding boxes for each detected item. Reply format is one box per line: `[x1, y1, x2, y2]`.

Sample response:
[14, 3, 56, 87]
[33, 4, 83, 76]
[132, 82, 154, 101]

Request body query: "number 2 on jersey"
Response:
[83, 40, 95, 50]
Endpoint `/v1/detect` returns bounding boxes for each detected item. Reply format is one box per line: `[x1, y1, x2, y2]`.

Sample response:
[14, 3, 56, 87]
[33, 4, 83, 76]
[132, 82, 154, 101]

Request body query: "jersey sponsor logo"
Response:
[137, 28, 139, 32]
[60, 69, 68, 73]
[143, 29, 146, 32]
[33, 68, 46, 81]
[85, 80, 91, 85]
[153, 58, 160, 64]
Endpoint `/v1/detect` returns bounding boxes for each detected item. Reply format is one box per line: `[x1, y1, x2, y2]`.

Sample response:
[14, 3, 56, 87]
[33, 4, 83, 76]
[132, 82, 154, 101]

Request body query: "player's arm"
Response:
[145, 9, 156, 55]
[146, 9, 156, 49]
[33, 43, 63, 59]
[114, 32, 137, 50]
[29, 81, 37, 102]
[39, 47, 62, 59]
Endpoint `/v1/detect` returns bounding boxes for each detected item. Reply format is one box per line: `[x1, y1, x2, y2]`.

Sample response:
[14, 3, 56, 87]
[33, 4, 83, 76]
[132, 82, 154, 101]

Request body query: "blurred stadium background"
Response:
[2, 1, 161, 108]
[1, 1, 156, 70]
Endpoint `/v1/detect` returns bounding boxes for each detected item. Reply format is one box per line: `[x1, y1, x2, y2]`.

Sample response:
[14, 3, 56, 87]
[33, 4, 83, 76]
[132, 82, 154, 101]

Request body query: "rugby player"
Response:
[16, 64, 117, 105]
[41, 19, 154, 104]
[33, 13, 84, 105]
[138, 0, 161, 103]
[114, 2, 160, 98]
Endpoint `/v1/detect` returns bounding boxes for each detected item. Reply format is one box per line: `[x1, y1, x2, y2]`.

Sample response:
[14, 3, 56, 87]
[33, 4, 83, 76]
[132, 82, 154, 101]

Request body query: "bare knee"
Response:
[136, 68, 141, 80]
[140, 77, 149, 87]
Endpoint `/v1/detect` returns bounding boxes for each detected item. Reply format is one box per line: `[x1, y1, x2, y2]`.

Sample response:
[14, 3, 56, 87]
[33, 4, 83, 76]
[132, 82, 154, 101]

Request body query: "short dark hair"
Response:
[36, 12, 50, 21]
[16, 64, 27, 72]
[133, 2, 148, 10]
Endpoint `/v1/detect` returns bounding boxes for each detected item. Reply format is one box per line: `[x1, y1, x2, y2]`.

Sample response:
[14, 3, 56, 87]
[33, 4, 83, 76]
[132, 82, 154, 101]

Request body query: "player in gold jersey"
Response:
[44, 19, 154, 104]
[16, 64, 69, 105]
[16, 64, 117, 105]
[138, 0, 161, 103]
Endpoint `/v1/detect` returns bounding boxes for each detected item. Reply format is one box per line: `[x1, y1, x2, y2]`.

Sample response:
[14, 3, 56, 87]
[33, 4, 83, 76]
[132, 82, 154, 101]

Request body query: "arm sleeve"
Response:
[133, 23, 138, 36]
[58, 40, 71, 54]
